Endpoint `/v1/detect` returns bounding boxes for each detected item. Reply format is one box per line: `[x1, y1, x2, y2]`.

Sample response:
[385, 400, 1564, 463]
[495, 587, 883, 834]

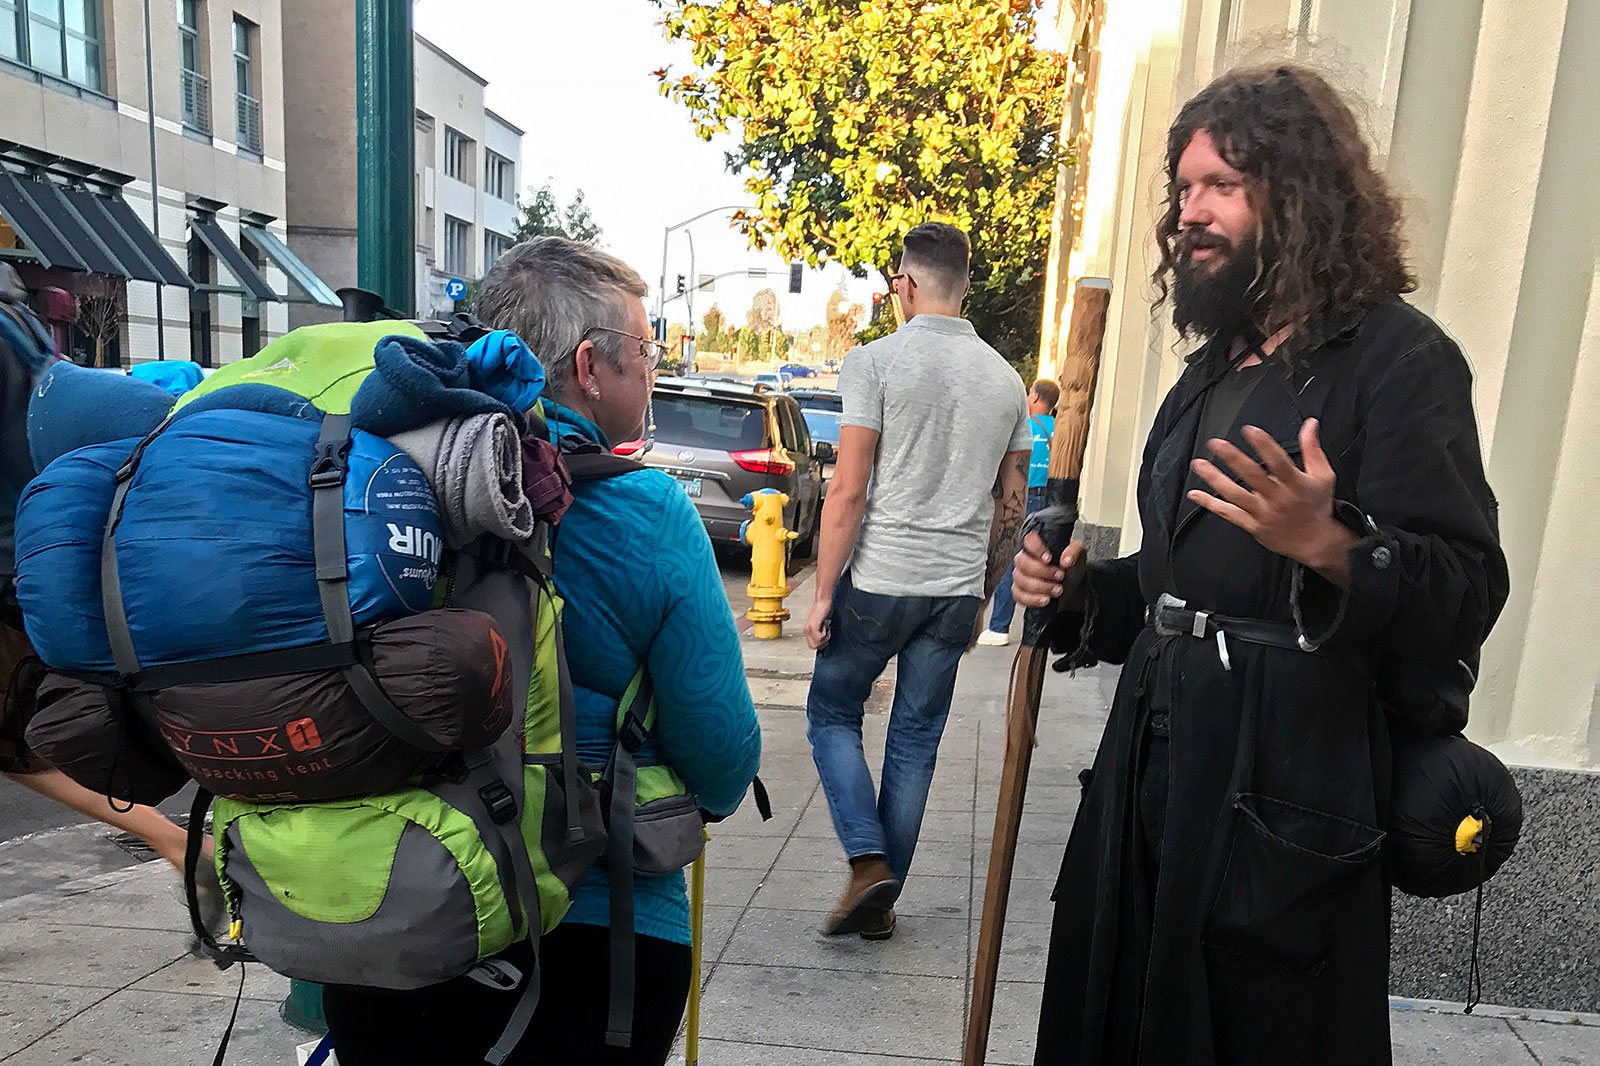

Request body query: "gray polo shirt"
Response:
[839, 313, 1031, 599]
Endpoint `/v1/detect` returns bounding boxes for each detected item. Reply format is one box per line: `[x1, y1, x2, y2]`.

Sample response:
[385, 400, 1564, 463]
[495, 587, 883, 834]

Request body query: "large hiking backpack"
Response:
[10, 321, 608, 1060]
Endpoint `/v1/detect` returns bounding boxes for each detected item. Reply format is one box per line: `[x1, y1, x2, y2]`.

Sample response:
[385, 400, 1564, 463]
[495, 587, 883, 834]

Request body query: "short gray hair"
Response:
[474, 236, 648, 403]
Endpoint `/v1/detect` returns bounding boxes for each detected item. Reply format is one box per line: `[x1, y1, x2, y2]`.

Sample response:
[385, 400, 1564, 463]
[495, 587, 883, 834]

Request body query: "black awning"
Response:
[98, 196, 193, 289]
[32, 183, 132, 277]
[59, 187, 163, 285]
[190, 217, 277, 301]
[240, 224, 341, 307]
[0, 172, 87, 271]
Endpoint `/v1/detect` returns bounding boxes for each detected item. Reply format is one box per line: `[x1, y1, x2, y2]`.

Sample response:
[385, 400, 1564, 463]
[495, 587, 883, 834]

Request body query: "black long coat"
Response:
[1033, 300, 1509, 1066]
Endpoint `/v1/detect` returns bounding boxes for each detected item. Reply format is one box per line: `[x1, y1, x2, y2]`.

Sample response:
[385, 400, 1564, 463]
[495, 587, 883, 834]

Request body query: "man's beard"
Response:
[1171, 229, 1263, 341]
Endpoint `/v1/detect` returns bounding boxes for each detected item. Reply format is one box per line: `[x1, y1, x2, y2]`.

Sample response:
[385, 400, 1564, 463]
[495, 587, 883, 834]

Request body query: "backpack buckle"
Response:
[479, 780, 518, 825]
[308, 439, 352, 489]
[617, 717, 647, 756]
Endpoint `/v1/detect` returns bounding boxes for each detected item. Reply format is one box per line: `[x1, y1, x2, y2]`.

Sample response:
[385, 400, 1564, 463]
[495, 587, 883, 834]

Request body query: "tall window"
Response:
[443, 215, 471, 277]
[483, 230, 511, 271]
[178, 0, 210, 134]
[0, 0, 104, 91]
[444, 127, 473, 182]
[483, 150, 515, 201]
[232, 17, 260, 154]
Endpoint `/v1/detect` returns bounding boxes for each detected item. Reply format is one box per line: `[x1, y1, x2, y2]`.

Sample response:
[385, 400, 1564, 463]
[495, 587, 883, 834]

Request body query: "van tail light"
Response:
[613, 438, 646, 456]
[729, 449, 794, 476]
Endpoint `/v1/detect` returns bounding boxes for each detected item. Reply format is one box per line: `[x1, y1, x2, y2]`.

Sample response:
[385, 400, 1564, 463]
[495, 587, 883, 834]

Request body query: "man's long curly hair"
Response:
[1152, 64, 1415, 356]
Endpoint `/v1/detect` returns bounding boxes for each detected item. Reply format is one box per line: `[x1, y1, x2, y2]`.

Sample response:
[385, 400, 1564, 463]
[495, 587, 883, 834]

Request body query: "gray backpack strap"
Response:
[428, 747, 547, 1065]
[100, 417, 176, 675]
[307, 413, 447, 754]
[601, 670, 653, 1047]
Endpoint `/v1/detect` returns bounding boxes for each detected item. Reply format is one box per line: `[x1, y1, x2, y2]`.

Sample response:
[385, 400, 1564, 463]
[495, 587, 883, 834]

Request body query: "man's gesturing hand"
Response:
[1012, 532, 1088, 610]
[1187, 418, 1359, 585]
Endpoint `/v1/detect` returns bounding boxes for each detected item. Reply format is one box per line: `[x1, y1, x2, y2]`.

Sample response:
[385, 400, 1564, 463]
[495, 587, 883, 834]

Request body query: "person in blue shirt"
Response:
[323, 239, 762, 1066]
[977, 379, 1059, 645]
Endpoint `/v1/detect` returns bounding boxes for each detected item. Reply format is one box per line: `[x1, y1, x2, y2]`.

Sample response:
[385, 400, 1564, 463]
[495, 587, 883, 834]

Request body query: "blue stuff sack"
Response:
[14, 409, 441, 672]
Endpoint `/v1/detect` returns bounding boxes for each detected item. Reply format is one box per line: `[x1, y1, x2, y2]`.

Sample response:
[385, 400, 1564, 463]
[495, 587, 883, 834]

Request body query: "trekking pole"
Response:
[686, 827, 710, 1066]
[963, 279, 1111, 1066]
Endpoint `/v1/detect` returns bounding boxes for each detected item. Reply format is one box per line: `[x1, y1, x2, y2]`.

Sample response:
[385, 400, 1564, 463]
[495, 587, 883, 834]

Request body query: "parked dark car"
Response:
[620, 377, 830, 555]
[787, 387, 842, 414]
[780, 363, 818, 378]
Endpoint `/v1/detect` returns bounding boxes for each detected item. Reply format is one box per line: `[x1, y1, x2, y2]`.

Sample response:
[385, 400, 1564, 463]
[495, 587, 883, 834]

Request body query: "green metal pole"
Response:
[355, 0, 414, 315]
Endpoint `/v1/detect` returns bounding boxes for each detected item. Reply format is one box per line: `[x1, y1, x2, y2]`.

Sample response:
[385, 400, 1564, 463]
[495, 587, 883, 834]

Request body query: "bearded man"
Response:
[1013, 65, 1509, 1065]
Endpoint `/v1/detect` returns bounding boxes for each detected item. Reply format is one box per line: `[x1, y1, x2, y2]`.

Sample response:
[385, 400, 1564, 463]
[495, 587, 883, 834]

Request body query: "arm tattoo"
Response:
[985, 490, 1026, 600]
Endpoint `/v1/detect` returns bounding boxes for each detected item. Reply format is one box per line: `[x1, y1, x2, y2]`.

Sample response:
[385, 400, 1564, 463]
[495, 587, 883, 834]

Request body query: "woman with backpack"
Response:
[322, 238, 763, 1065]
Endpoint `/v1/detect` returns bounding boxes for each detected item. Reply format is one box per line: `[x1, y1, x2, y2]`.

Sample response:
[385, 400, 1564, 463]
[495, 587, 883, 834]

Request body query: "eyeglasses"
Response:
[582, 326, 667, 372]
[889, 272, 917, 291]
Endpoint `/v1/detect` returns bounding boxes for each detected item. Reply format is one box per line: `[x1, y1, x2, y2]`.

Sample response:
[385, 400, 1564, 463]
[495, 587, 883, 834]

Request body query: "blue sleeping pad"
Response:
[14, 409, 441, 672]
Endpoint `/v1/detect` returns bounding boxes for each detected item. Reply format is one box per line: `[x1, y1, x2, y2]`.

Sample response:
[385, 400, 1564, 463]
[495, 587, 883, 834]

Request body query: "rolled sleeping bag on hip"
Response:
[1388, 731, 1523, 898]
[26, 609, 513, 803]
[13, 409, 442, 673]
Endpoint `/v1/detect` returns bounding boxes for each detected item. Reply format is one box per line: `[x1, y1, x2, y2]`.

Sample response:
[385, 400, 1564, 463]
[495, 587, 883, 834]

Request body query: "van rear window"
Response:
[651, 394, 768, 451]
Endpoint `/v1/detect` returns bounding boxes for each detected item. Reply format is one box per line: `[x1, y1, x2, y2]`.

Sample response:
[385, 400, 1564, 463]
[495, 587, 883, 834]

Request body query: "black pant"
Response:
[322, 924, 692, 1066]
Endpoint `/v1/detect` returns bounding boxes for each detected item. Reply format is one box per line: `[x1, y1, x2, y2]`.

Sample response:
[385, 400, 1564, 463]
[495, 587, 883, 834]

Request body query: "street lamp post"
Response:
[657, 204, 752, 321]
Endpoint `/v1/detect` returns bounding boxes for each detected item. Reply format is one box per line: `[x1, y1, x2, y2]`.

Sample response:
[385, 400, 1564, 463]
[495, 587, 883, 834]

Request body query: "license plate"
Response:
[677, 477, 703, 498]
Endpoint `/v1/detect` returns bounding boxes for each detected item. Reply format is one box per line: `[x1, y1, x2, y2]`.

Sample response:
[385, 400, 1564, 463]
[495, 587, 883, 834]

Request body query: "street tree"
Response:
[735, 325, 760, 359]
[652, 0, 1070, 370]
[747, 287, 779, 337]
[74, 288, 124, 368]
[698, 304, 729, 351]
[824, 288, 864, 364]
[512, 182, 604, 245]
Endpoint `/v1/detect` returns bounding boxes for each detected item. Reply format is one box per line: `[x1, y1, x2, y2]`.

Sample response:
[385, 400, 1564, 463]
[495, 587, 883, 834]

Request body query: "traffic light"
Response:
[788, 263, 803, 294]
[675, 274, 687, 294]
[871, 292, 884, 311]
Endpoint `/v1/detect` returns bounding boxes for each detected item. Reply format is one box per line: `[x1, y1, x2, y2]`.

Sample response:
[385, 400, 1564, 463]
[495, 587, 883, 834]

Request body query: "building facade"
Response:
[1036, 0, 1597, 1013]
[281, 13, 521, 327]
[0, 0, 336, 367]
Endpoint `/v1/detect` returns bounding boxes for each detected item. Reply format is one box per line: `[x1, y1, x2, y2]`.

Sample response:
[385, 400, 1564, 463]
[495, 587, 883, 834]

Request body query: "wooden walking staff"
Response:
[964, 278, 1112, 1065]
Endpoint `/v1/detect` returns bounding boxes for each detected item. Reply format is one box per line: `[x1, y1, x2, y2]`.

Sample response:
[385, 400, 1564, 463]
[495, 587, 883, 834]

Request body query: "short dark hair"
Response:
[1030, 379, 1059, 414]
[899, 222, 971, 296]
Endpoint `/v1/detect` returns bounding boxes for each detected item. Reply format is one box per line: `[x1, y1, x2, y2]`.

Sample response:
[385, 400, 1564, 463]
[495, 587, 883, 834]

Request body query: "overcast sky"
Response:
[412, 0, 1065, 334]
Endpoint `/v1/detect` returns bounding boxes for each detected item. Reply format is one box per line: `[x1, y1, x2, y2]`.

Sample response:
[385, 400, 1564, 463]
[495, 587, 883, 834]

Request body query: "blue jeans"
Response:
[806, 573, 981, 881]
[987, 489, 1047, 632]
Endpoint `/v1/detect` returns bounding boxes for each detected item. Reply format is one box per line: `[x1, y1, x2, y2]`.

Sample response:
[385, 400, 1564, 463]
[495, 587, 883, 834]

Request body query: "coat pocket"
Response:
[1203, 792, 1384, 973]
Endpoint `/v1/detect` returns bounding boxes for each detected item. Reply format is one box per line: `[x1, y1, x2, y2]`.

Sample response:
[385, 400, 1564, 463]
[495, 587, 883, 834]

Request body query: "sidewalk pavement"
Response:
[2, 603, 1597, 1063]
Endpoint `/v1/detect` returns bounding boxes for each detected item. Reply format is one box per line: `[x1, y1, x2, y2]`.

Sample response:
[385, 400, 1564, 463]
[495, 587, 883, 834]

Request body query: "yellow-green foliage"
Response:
[652, 0, 1070, 369]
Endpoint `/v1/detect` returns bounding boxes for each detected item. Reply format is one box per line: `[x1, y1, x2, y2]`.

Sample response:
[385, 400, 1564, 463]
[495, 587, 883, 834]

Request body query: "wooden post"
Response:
[964, 279, 1111, 1066]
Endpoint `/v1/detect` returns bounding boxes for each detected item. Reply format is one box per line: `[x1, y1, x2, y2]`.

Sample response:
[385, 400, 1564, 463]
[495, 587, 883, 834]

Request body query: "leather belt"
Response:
[1146, 592, 1313, 671]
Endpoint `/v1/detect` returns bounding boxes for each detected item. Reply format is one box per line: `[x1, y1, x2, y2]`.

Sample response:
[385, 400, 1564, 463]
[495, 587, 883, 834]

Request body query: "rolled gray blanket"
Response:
[388, 413, 534, 549]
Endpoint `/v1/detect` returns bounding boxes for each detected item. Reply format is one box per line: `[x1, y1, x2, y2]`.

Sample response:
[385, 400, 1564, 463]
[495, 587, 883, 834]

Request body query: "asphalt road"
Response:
[1, 545, 813, 850]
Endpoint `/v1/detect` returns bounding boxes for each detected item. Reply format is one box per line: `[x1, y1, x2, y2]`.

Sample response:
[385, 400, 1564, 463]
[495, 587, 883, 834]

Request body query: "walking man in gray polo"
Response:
[803, 222, 1032, 941]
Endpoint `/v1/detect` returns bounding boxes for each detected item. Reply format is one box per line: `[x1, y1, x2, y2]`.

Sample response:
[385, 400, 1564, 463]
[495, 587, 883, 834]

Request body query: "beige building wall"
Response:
[0, 0, 291, 363]
[282, 0, 358, 327]
[281, 19, 522, 324]
[1042, 0, 1599, 769]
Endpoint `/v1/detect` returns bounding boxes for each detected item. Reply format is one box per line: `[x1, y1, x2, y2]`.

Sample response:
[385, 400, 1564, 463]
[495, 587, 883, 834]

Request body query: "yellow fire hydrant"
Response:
[741, 489, 797, 639]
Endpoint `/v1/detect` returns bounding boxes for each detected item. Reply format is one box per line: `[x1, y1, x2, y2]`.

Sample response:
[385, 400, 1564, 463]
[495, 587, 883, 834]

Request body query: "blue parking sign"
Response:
[445, 277, 467, 301]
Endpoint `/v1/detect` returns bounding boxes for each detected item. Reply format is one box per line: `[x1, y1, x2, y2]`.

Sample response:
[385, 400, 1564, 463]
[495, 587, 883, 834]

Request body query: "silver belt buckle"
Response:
[1152, 592, 1187, 636]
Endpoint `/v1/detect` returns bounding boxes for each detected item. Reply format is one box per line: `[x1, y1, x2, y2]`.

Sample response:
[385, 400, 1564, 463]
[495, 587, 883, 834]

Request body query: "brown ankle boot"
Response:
[858, 907, 896, 941]
[821, 856, 900, 936]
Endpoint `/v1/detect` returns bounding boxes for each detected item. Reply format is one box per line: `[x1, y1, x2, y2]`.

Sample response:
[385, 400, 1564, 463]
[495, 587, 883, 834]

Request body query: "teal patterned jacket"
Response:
[543, 401, 762, 945]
